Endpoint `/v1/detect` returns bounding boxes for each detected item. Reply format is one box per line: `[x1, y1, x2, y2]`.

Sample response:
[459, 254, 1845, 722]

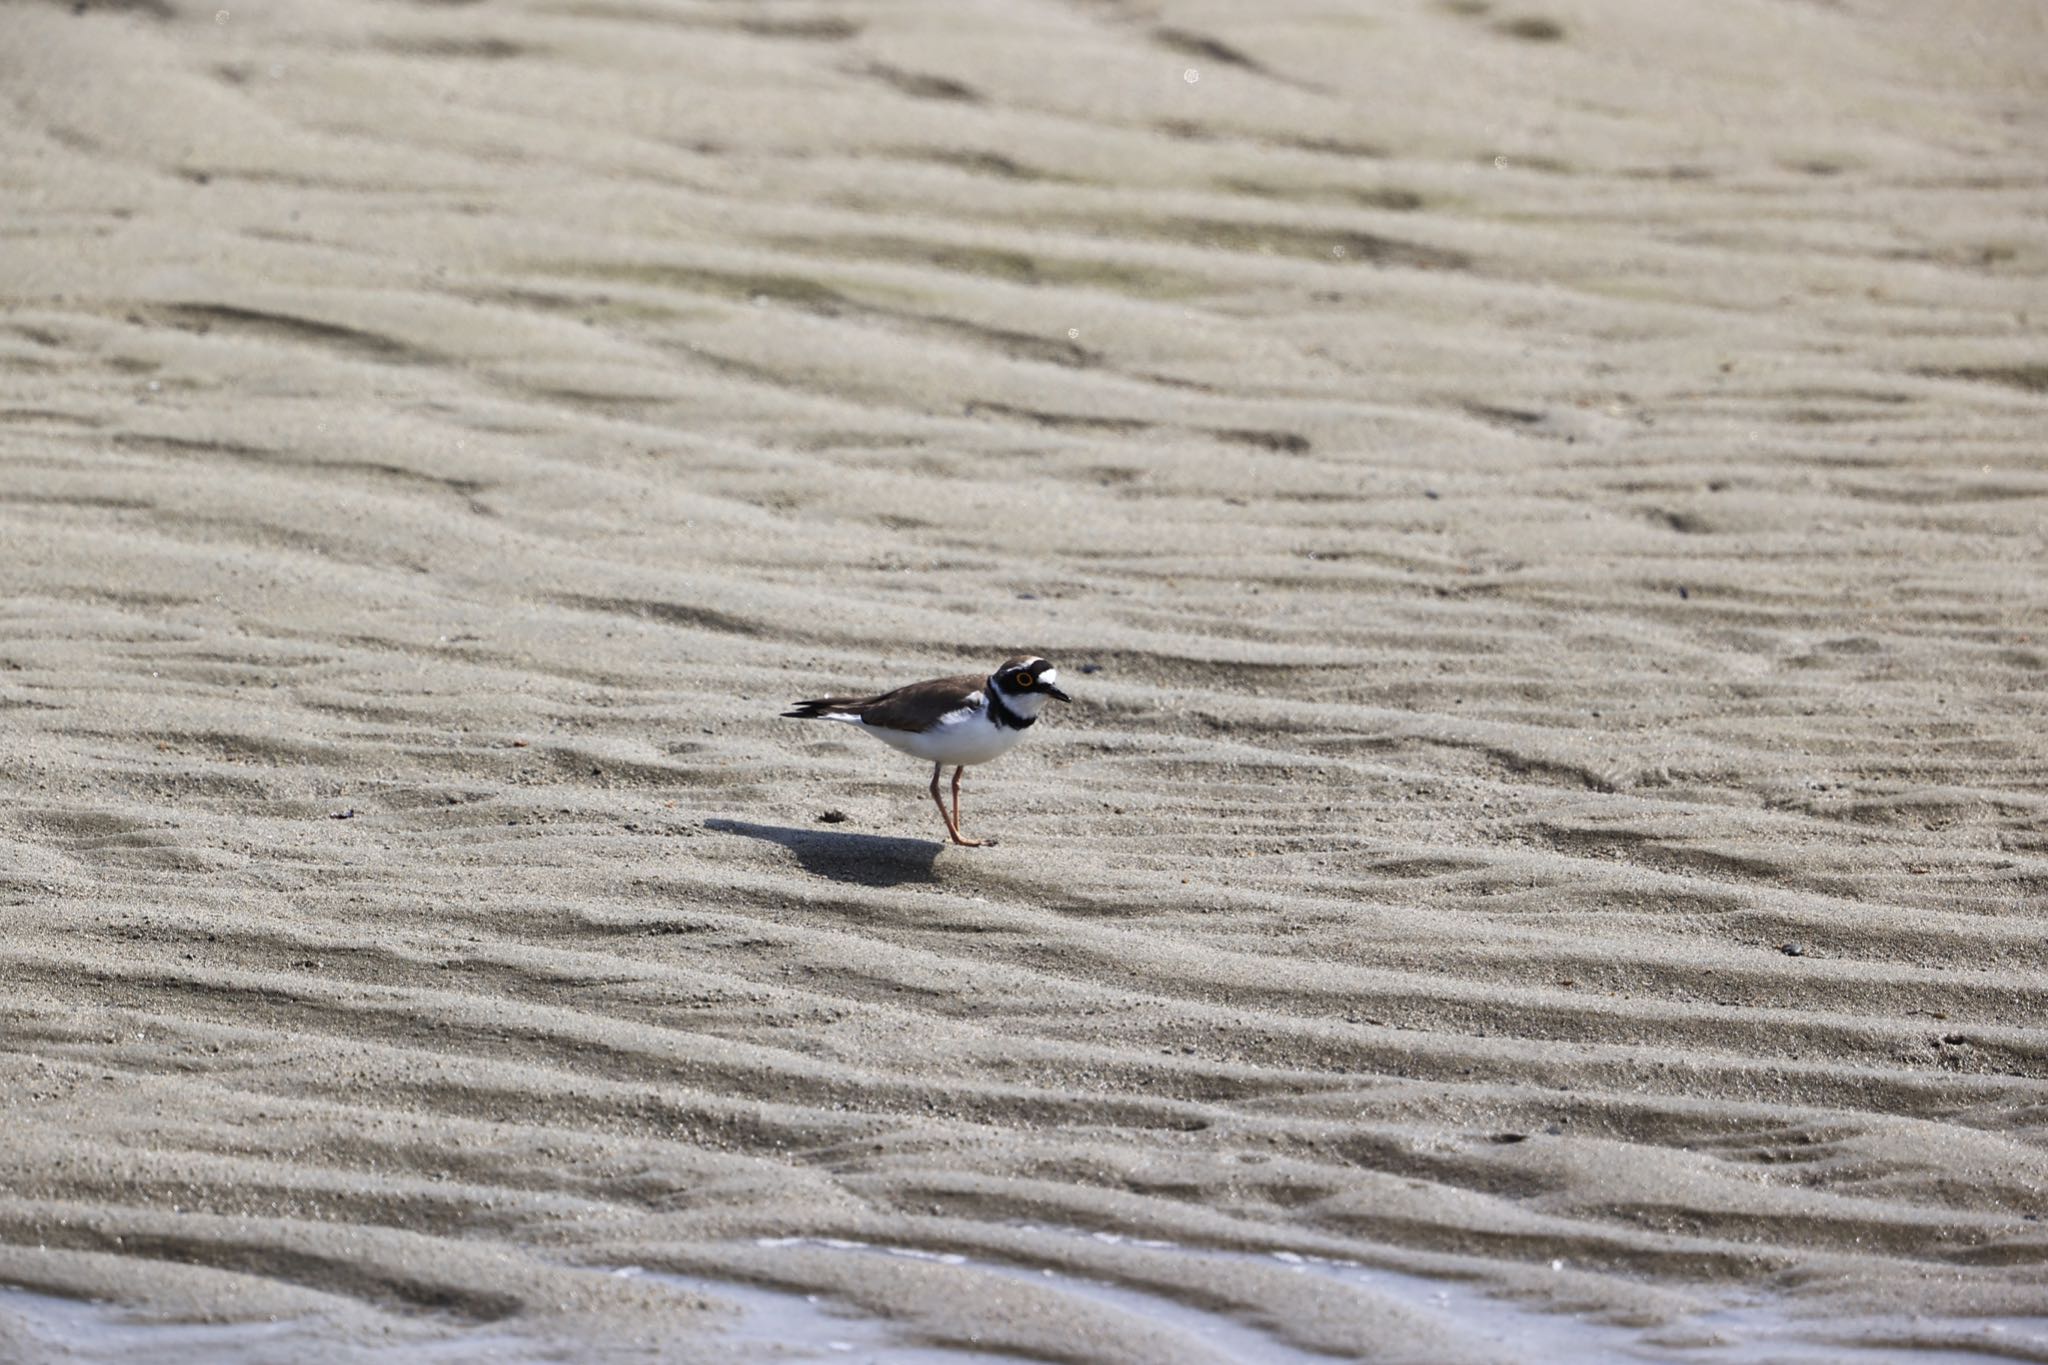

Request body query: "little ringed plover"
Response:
[783, 655, 1069, 847]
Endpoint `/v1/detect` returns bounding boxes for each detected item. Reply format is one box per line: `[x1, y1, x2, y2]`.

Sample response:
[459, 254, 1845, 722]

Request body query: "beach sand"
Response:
[2, 0, 2045, 1358]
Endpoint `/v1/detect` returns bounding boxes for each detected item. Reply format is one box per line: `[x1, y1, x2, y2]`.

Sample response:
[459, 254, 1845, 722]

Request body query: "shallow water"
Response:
[0, 1284, 537, 1364]
[10, 1236, 2046, 1365]
[733, 1231, 2048, 1365]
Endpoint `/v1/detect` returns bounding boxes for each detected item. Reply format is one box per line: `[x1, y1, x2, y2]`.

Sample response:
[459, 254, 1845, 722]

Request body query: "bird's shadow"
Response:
[703, 818, 942, 887]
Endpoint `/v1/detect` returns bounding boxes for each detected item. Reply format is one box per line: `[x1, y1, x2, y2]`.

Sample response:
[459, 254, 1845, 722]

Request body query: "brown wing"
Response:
[857, 674, 985, 731]
[782, 673, 984, 731]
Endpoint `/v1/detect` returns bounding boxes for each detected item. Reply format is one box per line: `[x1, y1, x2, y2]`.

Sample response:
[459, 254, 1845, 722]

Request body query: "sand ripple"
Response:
[2, 0, 2045, 1357]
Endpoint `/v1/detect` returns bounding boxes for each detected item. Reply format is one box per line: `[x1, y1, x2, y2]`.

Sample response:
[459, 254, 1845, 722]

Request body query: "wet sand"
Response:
[2, 0, 2046, 1359]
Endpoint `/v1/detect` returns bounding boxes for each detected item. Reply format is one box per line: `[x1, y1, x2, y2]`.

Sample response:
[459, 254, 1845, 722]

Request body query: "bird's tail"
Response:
[782, 697, 861, 720]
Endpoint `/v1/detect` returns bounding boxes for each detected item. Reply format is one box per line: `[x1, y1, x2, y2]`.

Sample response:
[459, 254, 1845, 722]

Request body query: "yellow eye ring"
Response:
[1014, 673, 1035, 689]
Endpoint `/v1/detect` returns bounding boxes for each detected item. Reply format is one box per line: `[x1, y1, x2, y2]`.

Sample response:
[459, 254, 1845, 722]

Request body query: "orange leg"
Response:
[928, 764, 950, 837]
[928, 763, 985, 847]
[950, 766, 969, 840]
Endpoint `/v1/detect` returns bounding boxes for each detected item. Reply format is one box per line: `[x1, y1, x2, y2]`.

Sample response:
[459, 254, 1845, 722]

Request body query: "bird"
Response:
[782, 655, 1070, 847]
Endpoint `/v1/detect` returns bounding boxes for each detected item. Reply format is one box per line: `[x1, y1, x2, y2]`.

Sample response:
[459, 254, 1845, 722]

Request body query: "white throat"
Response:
[992, 680, 1052, 720]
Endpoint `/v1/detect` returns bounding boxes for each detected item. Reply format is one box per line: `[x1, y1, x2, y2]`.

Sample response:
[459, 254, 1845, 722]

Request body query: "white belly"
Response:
[843, 707, 1026, 766]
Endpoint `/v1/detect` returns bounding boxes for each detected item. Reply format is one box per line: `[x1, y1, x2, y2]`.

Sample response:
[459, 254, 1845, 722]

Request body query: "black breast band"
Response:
[985, 684, 1035, 731]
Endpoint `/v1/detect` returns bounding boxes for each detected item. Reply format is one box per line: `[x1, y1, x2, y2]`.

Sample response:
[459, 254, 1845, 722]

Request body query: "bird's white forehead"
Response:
[1037, 666, 1058, 684]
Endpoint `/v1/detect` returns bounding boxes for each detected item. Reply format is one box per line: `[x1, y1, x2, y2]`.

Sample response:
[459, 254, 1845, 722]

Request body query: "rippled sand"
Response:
[3, 0, 2045, 1359]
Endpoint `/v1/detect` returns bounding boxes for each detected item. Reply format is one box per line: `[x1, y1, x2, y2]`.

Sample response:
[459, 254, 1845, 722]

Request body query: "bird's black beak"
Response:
[1043, 682, 1071, 702]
